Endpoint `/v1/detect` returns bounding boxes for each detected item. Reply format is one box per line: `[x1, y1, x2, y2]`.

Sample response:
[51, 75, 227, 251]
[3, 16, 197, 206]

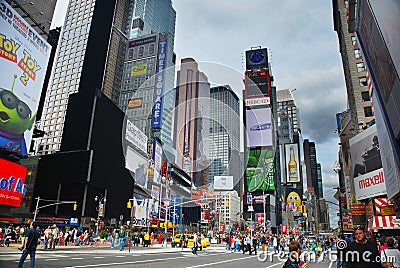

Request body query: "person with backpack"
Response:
[118, 226, 126, 251]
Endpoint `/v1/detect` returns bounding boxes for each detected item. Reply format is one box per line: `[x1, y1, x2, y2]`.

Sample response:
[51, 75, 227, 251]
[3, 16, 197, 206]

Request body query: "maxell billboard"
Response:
[151, 34, 168, 129]
[245, 48, 268, 69]
[0, 158, 27, 207]
[350, 125, 387, 200]
[0, 1, 51, 156]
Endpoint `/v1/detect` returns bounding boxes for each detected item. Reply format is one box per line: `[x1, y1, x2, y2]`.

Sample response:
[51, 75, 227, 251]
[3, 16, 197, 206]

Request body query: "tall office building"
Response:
[303, 139, 319, 198]
[333, 0, 374, 132]
[34, 0, 131, 154]
[317, 163, 323, 199]
[121, 0, 176, 157]
[277, 89, 301, 136]
[209, 85, 241, 194]
[174, 58, 210, 186]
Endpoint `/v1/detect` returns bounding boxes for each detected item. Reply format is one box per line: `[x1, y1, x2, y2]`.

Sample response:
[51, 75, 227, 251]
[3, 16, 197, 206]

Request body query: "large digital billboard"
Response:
[246, 148, 275, 192]
[246, 108, 273, 147]
[245, 48, 268, 69]
[285, 143, 301, 183]
[349, 125, 387, 200]
[283, 188, 302, 216]
[245, 70, 270, 98]
[0, 1, 51, 156]
[0, 158, 27, 207]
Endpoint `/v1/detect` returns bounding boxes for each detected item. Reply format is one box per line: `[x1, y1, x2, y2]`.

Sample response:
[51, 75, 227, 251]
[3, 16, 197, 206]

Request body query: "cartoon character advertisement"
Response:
[0, 1, 51, 156]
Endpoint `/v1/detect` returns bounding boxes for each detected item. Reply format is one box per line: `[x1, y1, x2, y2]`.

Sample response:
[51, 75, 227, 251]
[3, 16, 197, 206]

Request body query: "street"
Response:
[0, 245, 336, 268]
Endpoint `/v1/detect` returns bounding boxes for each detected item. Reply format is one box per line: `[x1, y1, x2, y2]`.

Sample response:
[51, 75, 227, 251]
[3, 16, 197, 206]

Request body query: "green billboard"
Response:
[246, 148, 275, 192]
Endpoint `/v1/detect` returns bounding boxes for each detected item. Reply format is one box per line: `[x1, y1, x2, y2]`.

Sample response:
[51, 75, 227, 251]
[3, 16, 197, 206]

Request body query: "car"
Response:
[173, 234, 210, 248]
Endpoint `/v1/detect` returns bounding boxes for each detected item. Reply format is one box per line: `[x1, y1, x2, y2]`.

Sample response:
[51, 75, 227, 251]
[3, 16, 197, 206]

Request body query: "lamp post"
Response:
[94, 194, 106, 235]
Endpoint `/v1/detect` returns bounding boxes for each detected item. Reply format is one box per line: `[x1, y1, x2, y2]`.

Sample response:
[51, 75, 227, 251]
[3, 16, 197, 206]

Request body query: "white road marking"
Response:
[71, 258, 84, 260]
[266, 262, 285, 268]
[186, 255, 257, 268]
[63, 256, 187, 267]
[329, 260, 334, 268]
[45, 258, 59, 261]
[94, 256, 104, 259]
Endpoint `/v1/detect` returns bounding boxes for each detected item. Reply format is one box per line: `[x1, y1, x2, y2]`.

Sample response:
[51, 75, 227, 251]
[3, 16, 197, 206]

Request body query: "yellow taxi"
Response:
[173, 234, 210, 248]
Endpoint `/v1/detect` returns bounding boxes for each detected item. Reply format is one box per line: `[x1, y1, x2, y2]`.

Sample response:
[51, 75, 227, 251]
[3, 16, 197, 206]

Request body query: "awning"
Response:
[370, 216, 400, 229]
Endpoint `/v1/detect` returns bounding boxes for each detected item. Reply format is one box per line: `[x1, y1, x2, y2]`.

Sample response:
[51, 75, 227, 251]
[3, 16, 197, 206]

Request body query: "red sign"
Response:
[0, 158, 27, 207]
[281, 224, 288, 234]
[219, 223, 225, 233]
[256, 213, 265, 224]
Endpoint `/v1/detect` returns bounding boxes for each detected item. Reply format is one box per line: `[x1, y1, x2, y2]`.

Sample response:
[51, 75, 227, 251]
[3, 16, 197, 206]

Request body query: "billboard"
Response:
[0, 158, 27, 207]
[284, 188, 302, 215]
[246, 148, 275, 192]
[0, 1, 51, 156]
[245, 96, 270, 107]
[125, 146, 148, 188]
[152, 138, 163, 184]
[214, 176, 233, 190]
[350, 125, 386, 200]
[151, 34, 168, 129]
[131, 63, 147, 76]
[285, 143, 301, 183]
[246, 108, 273, 147]
[245, 48, 268, 69]
[125, 120, 148, 155]
[128, 98, 143, 108]
[245, 70, 270, 98]
[127, 34, 157, 60]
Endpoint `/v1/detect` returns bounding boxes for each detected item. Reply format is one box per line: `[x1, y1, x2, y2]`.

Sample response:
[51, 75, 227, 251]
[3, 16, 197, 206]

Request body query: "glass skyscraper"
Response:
[209, 85, 241, 194]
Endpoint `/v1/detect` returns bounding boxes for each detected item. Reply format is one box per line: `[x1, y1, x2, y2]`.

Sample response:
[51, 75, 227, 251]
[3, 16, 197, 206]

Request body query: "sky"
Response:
[51, 0, 348, 228]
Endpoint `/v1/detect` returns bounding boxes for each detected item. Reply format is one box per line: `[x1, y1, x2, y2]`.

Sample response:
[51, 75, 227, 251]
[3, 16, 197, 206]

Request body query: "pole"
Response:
[33, 197, 40, 221]
[164, 183, 169, 247]
[335, 187, 344, 237]
[263, 189, 266, 231]
[172, 199, 175, 240]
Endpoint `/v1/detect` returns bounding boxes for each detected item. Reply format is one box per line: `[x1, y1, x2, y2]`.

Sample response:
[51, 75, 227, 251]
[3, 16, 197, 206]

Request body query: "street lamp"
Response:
[94, 194, 106, 235]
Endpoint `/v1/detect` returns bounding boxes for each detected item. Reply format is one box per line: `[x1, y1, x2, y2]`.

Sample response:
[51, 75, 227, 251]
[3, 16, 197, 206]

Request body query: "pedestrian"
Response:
[343, 225, 381, 268]
[44, 226, 52, 250]
[51, 225, 59, 249]
[143, 232, 150, 247]
[17, 221, 41, 268]
[252, 234, 258, 255]
[118, 226, 126, 251]
[261, 234, 267, 252]
[380, 237, 400, 268]
[282, 240, 308, 268]
[192, 233, 199, 255]
[273, 235, 278, 253]
[110, 229, 116, 248]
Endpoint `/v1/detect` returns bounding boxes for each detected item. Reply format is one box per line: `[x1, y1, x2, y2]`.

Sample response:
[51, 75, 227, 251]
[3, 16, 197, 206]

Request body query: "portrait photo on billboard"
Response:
[245, 108, 273, 147]
[246, 147, 275, 193]
[285, 143, 300, 183]
[245, 48, 268, 69]
[125, 146, 148, 188]
[0, 1, 51, 156]
[349, 125, 382, 179]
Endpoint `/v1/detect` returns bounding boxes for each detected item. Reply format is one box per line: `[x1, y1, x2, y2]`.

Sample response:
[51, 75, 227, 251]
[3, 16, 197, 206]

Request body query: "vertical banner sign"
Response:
[0, 1, 51, 156]
[285, 143, 300, 183]
[0, 158, 27, 207]
[151, 34, 168, 129]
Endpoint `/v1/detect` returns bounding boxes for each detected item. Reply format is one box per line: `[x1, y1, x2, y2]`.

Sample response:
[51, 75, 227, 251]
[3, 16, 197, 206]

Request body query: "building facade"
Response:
[209, 85, 241, 195]
[174, 58, 210, 186]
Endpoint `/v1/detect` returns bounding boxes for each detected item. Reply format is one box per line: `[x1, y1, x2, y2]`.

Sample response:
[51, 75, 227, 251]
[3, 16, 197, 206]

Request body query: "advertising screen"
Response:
[245, 70, 270, 98]
[246, 148, 275, 192]
[245, 48, 268, 69]
[127, 34, 157, 60]
[284, 188, 302, 215]
[350, 125, 387, 200]
[125, 146, 148, 188]
[213, 176, 233, 190]
[0, 158, 27, 207]
[0, 1, 51, 156]
[285, 143, 301, 183]
[246, 108, 273, 147]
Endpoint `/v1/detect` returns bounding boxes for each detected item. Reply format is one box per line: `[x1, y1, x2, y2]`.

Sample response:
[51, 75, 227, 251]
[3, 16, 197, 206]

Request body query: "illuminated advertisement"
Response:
[152, 138, 163, 184]
[285, 143, 301, 183]
[213, 176, 233, 190]
[283, 188, 302, 215]
[131, 63, 147, 76]
[128, 98, 143, 108]
[0, 1, 51, 156]
[246, 148, 275, 192]
[245, 48, 268, 69]
[245, 70, 270, 98]
[246, 108, 273, 147]
[125, 146, 148, 188]
[0, 158, 27, 207]
[151, 34, 168, 129]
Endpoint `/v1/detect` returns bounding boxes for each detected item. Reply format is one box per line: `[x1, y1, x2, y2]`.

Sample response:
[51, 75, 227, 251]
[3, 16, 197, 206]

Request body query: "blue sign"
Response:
[169, 195, 181, 224]
[151, 35, 169, 129]
[246, 48, 268, 69]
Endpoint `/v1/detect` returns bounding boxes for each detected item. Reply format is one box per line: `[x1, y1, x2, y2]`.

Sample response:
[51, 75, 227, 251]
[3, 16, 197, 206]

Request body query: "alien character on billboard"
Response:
[0, 75, 36, 155]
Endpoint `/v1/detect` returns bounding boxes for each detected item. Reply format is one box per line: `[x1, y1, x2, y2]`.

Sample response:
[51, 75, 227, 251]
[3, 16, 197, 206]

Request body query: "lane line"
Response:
[186, 255, 257, 268]
[45, 258, 59, 261]
[94, 257, 104, 259]
[329, 261, 334, 268]
[71, 258, 84, 260]
[266, 262, 285, 268]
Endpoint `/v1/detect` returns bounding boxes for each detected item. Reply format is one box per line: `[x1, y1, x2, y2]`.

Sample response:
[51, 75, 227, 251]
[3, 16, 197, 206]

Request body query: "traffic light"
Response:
[73, 203, 77, 211]
[225, 200, 229, 207]
[127, 201, 132, 209]
[298, 205, 303, 213]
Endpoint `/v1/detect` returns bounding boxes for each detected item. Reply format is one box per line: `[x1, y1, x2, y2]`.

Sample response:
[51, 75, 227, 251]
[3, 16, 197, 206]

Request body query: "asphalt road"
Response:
[0, 246, 336, 268]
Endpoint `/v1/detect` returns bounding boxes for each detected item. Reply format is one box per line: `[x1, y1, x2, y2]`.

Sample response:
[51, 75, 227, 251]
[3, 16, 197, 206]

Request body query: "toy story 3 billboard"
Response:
[0, 1, 51, 156]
